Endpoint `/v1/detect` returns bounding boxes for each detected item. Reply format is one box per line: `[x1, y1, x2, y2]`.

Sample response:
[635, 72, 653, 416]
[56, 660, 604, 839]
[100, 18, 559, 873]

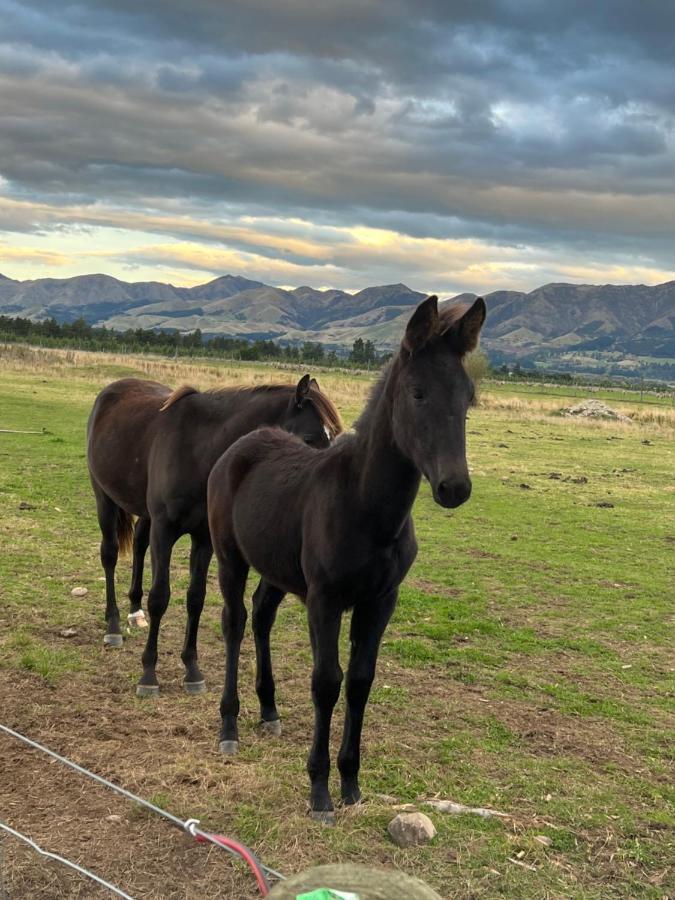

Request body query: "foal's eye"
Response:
[412, 387, 425, 401]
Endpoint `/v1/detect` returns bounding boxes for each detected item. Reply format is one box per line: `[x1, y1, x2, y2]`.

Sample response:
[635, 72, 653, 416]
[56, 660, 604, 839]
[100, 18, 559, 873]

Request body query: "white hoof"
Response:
[219, 740, 239, 756]
[103, 633, 123, 648]
[136, 683, 160, 697]
[260, 719, 282, 736]
[127, 610, 148, 628]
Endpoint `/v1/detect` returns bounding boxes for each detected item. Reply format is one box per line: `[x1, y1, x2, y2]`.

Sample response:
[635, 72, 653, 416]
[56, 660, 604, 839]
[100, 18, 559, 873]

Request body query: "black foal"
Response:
[207, 295, 486, 819]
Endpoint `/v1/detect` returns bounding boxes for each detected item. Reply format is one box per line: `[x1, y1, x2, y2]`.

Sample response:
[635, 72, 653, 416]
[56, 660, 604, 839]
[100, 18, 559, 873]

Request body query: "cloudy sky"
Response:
[1, 0, 674, 294]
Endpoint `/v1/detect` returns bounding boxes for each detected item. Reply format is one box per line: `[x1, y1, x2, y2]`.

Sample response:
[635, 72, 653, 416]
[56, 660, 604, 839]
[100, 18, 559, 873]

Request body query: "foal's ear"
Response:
[402, 295, 438, 354]
[445, 297, 486, 355]
[295, 373, 312, 406]
[309, 377, 320, 391]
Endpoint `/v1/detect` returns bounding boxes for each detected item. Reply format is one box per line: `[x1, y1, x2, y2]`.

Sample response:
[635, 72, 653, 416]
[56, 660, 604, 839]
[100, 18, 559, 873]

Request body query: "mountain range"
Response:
[1, 272, 673, 373]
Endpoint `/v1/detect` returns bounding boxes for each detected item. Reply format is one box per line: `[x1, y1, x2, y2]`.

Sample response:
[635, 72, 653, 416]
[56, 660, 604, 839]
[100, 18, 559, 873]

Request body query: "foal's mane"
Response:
[160, 381, 343, 437]
[437, 300, 472, 334]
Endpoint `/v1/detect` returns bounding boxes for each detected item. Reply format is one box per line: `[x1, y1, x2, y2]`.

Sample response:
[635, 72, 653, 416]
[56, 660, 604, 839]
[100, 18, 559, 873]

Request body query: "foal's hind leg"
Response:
[217, 545, 249, 754]
[93, 486, 123, 648]
[137, 518, 178, 696]
[127, 516, 150, 627]
[180, 529, 213, 694]
[252, 580, 285, 734]
[337, 591, 397, 806]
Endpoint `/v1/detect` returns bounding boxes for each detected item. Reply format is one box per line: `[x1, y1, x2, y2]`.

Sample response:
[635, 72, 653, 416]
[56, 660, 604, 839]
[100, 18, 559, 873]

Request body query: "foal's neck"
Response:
[354, 361, 420, 540]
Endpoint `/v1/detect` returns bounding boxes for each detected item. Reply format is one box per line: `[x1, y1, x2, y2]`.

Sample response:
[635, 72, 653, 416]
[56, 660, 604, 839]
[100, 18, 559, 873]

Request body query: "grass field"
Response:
[0, 344, 673, 899]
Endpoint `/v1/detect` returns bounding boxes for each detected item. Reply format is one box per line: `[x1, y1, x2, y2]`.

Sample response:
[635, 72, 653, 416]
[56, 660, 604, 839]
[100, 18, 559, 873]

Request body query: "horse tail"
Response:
[116, 508, 135, 557]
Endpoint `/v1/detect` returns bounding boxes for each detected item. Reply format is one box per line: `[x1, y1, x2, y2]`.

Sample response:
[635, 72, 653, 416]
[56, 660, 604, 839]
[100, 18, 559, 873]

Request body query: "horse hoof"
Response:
[136, 683, 160, 697]
[127, 611, 148, 628]
[260, 718, 282, 736]
[219, 740, 239, 756]
[184, 680, 206, 695]
[103, 633, 123, 648]
[310, 810, 336, 826]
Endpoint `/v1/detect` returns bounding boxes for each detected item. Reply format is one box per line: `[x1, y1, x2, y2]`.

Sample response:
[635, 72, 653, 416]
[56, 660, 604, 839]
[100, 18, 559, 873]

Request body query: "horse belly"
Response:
[233, 495, 306, 596]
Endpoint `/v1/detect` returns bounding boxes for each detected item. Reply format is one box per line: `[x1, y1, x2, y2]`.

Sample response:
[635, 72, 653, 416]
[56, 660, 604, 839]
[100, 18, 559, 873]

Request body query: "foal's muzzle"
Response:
[433, 477, 472, 509]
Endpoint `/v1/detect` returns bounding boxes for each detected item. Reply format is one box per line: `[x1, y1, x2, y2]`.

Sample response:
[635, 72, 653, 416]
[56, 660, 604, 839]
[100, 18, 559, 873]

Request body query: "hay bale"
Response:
[268, 863, 441, 899]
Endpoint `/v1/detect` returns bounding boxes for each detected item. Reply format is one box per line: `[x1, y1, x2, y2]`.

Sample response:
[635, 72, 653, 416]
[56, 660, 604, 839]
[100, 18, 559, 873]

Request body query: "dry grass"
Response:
[1, 345, 674, 899]
[0, 342, 372, 420]
[480, 390, 675, 431]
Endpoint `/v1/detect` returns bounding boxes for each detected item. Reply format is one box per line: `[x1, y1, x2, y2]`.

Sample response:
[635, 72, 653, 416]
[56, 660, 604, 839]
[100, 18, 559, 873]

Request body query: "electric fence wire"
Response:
[0, 723, 284, 895]
[0, 819, 135, 899]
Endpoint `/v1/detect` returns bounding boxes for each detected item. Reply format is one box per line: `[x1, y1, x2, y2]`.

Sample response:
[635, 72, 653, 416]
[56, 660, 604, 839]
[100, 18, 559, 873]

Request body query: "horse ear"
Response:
[309, 377, 320, 391]
[445, 297, 486, 355]
[295, 373, 312, 406]
[402, 295, 438, 354]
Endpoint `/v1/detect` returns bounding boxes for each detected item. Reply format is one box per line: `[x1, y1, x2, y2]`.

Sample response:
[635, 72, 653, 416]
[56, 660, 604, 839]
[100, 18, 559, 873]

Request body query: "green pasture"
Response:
[0, 349, 673, 898]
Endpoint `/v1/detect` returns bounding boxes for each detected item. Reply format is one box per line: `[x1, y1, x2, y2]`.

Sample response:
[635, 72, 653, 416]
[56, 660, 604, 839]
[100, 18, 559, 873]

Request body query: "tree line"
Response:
[2, 313, 667, 392]
[0, 315, 391, 368]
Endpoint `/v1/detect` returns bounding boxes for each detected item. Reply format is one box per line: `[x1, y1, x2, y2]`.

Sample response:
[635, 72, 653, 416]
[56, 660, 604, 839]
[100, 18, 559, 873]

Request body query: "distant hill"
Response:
[1, 272, 673, 378]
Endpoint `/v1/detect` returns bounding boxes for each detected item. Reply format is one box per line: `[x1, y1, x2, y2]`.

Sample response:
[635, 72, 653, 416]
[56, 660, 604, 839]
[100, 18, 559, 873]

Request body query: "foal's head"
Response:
[392, 295, 486, 508]
[283, 374, 343, 448]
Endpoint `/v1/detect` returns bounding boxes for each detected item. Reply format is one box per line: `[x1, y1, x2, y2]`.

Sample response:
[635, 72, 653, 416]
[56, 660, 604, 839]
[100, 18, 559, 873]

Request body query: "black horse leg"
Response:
[218, 547, 249, 754]
[93, 486, 123, 648]
[306, 598, 343, 822]
[180, 530, 213, 693]
[128, 516, 150, 624]
[337, 591, 397, 805]
[137, 519, 178, 696]
[252, 580, 285, 732]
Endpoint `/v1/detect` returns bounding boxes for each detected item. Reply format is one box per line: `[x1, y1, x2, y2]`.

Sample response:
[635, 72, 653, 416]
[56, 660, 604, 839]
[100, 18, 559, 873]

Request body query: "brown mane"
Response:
[307, 386, 344, 438]
[161, 381, 343, 437]
[224, 383, 343, 438]
[159, 384, 198, 411]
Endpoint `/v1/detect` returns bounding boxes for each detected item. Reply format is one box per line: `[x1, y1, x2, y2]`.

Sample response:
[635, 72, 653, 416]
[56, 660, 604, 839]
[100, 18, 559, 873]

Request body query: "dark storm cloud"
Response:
[1, 0, 674, 279]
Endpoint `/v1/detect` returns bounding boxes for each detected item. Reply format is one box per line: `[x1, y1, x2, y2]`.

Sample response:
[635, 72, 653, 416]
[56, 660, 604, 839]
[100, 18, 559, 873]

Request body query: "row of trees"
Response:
[5, 313, 664, 390]
[0, 315, 392, 369]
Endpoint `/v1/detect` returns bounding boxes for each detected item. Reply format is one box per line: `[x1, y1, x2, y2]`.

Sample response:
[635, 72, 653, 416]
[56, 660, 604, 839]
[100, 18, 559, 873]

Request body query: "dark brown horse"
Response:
[87, 375, 342, 696]
[207, 295, 486, 821]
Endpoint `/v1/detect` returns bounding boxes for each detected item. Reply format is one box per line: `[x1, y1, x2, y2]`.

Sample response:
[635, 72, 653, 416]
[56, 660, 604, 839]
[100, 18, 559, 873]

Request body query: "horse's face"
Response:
[392, 296, 485, 509]
[282, 374, 332, 449]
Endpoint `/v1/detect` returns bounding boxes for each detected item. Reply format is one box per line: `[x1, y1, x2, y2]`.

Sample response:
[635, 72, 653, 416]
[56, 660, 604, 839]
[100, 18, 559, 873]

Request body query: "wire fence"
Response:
[0, 820, 135, 899]
[0, 723, 284, 897]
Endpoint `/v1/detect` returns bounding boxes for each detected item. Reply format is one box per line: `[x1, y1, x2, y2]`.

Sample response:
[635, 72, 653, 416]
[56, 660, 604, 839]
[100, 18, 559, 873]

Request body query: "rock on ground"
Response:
[387, 811, 437, 848]
[562, 399, 631, 422]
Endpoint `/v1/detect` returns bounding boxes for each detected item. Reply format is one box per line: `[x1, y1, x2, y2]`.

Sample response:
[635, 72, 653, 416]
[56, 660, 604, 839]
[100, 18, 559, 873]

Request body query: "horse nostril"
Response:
[438, 479, 472, 508]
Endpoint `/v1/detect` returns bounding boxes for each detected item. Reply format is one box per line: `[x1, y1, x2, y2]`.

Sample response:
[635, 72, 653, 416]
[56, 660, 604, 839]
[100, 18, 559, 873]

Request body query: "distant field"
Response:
[0, 344, 673, 899]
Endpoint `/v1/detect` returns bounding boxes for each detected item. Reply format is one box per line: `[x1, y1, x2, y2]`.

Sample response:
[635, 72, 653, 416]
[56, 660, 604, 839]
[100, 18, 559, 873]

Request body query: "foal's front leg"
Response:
[217, 549, 249, 754]
[337, 591, 397, 805]
[307, 597, 343, 823]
